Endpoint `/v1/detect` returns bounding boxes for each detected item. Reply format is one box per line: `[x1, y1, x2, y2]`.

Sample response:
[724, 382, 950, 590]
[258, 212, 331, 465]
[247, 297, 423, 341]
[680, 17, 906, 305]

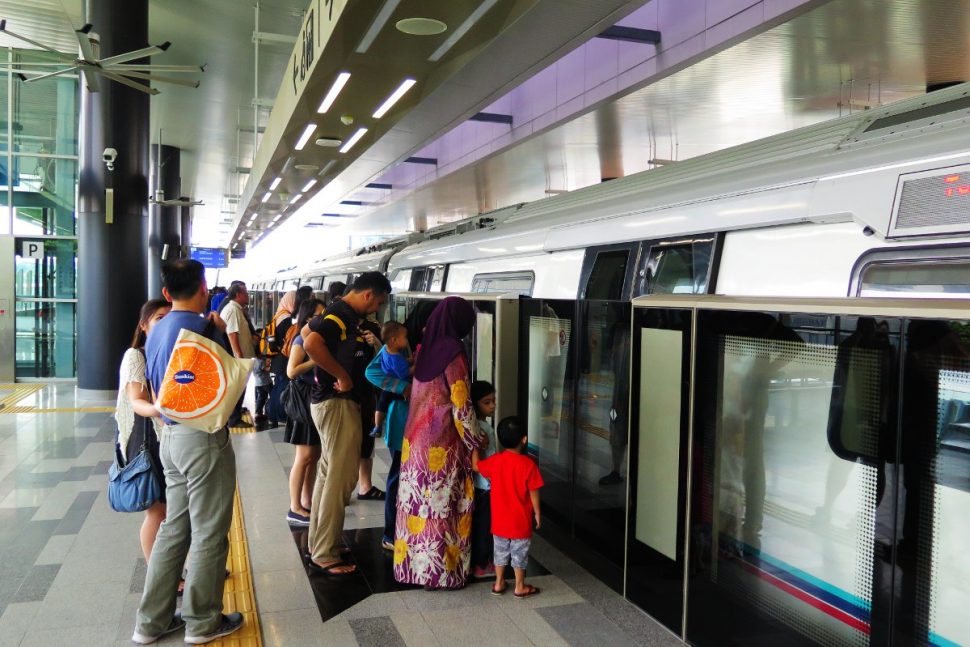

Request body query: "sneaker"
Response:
[369, 425, 382, 438]
[286, 510, 311, 526]
[184, 612, 243, 645]
[131, 613, 184, 644]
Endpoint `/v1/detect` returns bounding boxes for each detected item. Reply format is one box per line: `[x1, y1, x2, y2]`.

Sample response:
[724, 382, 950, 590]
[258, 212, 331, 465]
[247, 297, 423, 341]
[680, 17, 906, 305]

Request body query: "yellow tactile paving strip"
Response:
[213, 486, 262, 647]
[0, 383, 45, 409]
[229, 412, 258, 434]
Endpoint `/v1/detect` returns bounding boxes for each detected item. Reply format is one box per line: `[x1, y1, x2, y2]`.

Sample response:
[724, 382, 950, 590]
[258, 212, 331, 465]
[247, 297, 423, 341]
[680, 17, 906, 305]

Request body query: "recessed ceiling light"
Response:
[295, 123, 317, 150]
[372, 78, 416, 119]
[315, 136, 343, 147]
[302, 179, 317, 192]
[339, 128, 368, 153]
[429, 0, 497, 62]
[396, 17, 447, 35]
[356, 0, 402, 53]
[317, 72, 350, 113]
[294, 163, 319, 171]
[269, 177, 281, 190]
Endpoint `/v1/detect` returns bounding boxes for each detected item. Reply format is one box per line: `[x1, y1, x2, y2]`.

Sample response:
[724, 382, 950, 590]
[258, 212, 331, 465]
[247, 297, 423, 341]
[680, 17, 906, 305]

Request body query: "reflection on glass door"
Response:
[520, 299, 575, 540]
[573, 300, 630, 577]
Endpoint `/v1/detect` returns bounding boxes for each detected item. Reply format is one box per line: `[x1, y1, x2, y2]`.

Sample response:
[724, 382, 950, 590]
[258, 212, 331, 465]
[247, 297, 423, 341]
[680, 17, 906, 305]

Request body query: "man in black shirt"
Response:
[300, 272, 391, 574]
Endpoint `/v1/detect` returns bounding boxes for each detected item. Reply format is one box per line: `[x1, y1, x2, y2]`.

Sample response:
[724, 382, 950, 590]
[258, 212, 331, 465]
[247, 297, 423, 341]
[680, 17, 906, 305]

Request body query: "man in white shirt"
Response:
[222, 282, 256, 428]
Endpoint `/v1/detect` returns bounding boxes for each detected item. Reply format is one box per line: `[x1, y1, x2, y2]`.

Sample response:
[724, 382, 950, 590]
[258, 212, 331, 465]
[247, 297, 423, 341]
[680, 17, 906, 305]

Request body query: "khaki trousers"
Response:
[135, 425, 236, 637]
[308, 398, 361, 563]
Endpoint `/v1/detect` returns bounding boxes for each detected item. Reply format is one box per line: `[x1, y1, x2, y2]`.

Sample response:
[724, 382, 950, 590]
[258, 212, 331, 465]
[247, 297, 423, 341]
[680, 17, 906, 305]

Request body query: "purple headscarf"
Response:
[413, 296, 476, 382]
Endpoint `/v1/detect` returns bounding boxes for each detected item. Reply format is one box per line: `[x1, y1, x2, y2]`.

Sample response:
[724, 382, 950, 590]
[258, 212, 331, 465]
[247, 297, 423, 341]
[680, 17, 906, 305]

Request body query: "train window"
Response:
[470, 271, 535, 296]
[390, 269, 411, 293]
[585, 250, 628, 300]
[853, 247, 970, 297]
[429, 265, 447, 291]
[637, 237, 717, 296]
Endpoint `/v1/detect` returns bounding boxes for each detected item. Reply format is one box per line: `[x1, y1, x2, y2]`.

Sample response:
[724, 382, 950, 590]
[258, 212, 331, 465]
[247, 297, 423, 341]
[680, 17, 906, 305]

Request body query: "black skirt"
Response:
[283, 415, 320, 446]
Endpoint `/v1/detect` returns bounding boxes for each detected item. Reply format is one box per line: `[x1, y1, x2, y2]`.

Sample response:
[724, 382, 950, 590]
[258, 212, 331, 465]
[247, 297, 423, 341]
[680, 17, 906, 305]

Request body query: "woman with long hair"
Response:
[283, 297, 325, 525]
[393, 296, 484, 589]
[267, 286, 313, 426]
[114, 298, 171, 561]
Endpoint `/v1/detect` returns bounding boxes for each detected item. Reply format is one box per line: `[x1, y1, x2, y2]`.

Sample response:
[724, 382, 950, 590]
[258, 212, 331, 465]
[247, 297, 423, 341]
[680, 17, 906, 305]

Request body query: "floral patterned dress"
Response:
[393, 353, 483, 588]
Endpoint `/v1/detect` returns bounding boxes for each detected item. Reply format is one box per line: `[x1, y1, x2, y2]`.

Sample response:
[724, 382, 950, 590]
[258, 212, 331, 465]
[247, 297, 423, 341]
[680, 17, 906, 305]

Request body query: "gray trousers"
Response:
[135, 424, 236, 637]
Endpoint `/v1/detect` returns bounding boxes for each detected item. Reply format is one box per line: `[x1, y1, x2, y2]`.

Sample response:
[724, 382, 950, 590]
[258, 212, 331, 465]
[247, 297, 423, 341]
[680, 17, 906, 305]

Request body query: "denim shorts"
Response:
[493, 535, 531, 569]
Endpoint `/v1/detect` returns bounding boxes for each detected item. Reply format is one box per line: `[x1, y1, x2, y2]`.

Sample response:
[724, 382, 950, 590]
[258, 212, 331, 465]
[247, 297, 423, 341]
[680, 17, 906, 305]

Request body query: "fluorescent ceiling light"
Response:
[372, 78, 416, 119]
[429, 0, 497, 62]
[295, 123, 317, 150]
[339, 127, 368, 153]
[248, 214, 257, 223]
[317, 72, 351, 113]
[356, 0, 402, 53]
[272, 214, 282, 223]
[269, 177, 281, 190]
[261, 191, 272, 203]
[289, 193, 304, 204]
[302, 179, 317, 192]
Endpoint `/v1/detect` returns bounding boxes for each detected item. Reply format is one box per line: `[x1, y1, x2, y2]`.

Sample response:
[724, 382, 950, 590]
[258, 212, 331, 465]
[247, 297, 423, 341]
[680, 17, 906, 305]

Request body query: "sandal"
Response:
[514, 585, 541, 599]
[308, 560, 357, 577]
[491, 584, 506, 597]
[357, 486, 385, 500]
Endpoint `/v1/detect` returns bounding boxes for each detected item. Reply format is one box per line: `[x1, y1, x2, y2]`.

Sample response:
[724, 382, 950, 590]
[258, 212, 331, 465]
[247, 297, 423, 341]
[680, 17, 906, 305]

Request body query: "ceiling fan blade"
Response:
[101, 70, 159, 95]
[0, 20, 75, 59]
[115, 70, 199, 88]
[110, 64, 205, 73]
[80, 67, 101, 92]
[98, 42, 170, 67]
[19, 66, 78, 83]
[75, 25, 96, 61]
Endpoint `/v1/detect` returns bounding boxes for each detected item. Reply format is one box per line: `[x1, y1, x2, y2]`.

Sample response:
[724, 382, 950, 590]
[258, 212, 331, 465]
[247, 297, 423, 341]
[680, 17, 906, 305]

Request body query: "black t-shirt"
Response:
[355, 319, 380, 419]
[307, 299, 361, 404]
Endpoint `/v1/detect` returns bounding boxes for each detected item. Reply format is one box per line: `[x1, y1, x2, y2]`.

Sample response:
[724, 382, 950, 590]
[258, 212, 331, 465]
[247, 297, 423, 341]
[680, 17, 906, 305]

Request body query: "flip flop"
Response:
[309, 560, 357, 577]
[357, 486, 385, 500]
[514, 585, 541, 599]
[491, 584, 507, 597]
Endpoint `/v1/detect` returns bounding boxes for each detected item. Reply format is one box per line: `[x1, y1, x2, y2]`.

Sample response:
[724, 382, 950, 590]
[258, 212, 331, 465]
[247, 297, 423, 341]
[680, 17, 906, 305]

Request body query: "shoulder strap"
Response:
[324, 314, 347, 341]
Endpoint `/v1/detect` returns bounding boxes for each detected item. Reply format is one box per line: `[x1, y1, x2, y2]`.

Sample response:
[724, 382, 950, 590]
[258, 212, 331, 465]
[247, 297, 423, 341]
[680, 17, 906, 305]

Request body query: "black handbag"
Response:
[107, 415, 162, 513]
[281, 378, 314, 427]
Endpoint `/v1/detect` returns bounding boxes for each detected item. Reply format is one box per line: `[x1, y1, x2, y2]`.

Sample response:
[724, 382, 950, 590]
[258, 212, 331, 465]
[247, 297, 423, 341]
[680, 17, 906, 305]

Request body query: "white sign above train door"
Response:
[290, 0, 347, 99]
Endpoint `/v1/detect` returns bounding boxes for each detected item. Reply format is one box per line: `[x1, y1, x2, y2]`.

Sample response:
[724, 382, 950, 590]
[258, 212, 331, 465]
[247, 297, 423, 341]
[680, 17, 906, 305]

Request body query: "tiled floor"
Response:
[0, 383, 682, 646]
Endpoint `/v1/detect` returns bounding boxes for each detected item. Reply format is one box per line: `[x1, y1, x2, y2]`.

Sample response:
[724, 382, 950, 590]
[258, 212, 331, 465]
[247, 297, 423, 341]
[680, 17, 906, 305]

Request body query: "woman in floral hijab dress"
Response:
[393, 297, 484, 589]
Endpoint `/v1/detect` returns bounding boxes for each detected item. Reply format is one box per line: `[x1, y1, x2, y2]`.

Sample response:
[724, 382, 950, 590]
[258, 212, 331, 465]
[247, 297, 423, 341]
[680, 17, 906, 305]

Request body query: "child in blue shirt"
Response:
[371, 321, 413, 438]
[470, 380, 498, 577]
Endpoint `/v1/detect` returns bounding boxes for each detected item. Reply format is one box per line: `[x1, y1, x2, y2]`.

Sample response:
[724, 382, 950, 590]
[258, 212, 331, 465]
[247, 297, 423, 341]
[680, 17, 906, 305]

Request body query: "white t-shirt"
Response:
[222, 300, 256, 358]
[114, 348, 162, 460]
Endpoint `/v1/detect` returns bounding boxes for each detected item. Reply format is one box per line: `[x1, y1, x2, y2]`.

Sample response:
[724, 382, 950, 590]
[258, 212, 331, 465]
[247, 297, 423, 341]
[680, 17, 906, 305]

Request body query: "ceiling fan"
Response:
[0, 19, 204, 95]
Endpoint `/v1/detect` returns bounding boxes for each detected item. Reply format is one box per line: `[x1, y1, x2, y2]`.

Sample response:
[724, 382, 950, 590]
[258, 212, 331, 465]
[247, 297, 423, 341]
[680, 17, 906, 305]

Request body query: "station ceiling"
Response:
[3, 0, 970, 253]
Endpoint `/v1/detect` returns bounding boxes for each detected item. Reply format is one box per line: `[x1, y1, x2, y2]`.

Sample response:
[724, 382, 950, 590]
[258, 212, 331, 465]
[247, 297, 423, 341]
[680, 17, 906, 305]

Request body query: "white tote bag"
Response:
[155, 328, 254, 433]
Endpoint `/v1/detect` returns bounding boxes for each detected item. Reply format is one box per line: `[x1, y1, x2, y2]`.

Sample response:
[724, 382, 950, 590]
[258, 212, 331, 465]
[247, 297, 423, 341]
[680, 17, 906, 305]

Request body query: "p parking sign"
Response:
[21, 241, 43, 260]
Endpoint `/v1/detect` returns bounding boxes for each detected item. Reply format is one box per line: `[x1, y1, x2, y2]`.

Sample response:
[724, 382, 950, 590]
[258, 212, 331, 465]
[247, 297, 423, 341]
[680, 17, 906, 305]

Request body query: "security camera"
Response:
[103, 147, 117, 171]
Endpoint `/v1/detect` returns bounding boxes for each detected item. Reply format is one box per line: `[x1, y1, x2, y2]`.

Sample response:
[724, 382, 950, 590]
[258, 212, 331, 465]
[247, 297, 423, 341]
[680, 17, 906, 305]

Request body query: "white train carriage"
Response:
[259, 83, 970, 647]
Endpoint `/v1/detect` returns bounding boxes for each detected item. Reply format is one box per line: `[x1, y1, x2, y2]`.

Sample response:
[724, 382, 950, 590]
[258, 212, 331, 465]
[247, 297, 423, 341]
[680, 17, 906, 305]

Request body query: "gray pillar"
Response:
[77, 0, 150, 392]
[148, 144, 180, 296]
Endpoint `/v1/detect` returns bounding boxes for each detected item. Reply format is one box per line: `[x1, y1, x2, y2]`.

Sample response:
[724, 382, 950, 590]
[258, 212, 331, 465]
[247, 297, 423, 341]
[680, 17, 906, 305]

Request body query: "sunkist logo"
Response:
[173, 370, 196, 384]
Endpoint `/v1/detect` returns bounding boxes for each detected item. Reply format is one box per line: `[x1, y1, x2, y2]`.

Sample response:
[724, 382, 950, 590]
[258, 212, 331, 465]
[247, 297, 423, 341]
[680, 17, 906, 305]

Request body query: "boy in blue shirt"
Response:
[371, 321, 412, 438]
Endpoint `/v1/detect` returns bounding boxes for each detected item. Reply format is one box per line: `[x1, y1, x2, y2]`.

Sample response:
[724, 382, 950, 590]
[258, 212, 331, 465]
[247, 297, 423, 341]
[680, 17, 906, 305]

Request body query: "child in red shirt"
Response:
[472, 416, 544, 598]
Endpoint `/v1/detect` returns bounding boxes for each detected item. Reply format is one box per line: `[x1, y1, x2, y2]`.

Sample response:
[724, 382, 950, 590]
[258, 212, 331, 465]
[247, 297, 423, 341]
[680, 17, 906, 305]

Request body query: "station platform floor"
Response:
[0, 383, 680, 647]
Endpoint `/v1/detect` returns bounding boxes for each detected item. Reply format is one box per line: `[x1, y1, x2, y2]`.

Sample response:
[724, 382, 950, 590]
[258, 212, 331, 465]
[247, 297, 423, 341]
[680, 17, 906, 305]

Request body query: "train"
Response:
[244, 83, 970, 647]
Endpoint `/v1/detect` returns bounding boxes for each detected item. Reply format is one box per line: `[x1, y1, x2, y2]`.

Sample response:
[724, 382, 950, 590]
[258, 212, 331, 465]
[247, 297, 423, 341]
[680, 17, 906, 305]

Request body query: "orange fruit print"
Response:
[158, 341, 227, 419]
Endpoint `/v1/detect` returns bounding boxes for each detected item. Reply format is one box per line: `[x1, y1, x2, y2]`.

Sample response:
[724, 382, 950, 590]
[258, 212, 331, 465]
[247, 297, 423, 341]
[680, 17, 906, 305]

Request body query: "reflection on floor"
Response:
[289, 525, 550, 622]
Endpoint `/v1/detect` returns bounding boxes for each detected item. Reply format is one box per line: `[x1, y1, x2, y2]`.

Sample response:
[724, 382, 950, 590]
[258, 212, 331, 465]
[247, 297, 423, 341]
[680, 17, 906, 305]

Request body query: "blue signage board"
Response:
[189, 247, 228, 268]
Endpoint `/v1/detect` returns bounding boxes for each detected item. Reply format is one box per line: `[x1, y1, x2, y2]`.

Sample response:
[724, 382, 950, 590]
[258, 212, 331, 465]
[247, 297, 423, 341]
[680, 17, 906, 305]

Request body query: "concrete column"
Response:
[148, 144, 181, 296]
[77, 0, 150, 392]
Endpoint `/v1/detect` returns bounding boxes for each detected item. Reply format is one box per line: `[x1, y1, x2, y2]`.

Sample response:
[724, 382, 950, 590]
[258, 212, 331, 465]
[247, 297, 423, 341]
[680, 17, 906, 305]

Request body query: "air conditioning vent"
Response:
[890, 164, 970, 237]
